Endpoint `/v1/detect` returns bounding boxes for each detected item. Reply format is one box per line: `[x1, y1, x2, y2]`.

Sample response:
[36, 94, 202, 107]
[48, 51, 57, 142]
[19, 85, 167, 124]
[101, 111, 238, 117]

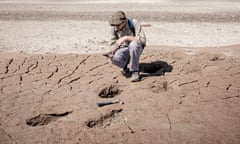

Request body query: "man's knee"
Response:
[111, 52, 125, 68]
[129, 41, 143, 56]
[129, 41, 138, 48]
[129, 41, 141, 51]
[111, 54, 121, 64]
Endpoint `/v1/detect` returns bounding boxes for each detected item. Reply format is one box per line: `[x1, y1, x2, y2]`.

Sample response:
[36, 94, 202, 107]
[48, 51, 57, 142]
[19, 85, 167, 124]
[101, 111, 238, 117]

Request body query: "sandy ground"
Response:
[0, 0, 240, 144]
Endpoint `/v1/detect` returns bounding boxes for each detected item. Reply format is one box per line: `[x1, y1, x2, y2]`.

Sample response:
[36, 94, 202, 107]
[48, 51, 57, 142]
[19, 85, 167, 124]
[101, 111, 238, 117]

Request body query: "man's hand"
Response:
[103, 47, 119, 59]
[103, 50, 114, 59]
[116, 36, 138, 47]
[103, 35, 137, 58]
[116, 36, 128, 47]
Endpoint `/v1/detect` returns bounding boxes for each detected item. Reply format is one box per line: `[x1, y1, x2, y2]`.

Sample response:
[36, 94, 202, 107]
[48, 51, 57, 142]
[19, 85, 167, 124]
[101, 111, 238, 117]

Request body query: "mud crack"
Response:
[26, 111, 72, 127]
[88, 62, 108, 72]
[226, 84, 232, 91]
[47, 66, 59, 79]
[167, 113, 173, 144]
[57, 56, 89, 85]
[26, 61, 39, 74]
[222, 95, 239, 100]
[5, 58, 13, 74]
[178, 80, 198, 87]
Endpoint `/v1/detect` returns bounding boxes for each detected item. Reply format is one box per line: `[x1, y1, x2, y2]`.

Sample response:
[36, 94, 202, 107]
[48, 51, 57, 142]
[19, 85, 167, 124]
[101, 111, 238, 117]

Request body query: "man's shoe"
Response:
[121, 68, 131, 78]
[131, 72, 141, 82]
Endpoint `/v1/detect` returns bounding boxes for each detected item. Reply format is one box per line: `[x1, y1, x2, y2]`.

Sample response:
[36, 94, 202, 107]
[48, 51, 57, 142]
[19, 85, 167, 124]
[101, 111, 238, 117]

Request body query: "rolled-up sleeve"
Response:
[133, 19, 146, 46]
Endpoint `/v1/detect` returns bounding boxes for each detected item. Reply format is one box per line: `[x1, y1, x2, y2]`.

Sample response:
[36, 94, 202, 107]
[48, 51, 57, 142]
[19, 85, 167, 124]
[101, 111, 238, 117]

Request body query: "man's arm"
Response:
[115, 36, 138, 46]
[116, 19, 146, 46]
[132, 19, 146, 45]
[103, 28, 119, 58]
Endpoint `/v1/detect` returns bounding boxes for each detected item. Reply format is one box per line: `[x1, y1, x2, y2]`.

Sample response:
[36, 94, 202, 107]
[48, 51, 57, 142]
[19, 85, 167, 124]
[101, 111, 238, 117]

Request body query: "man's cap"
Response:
[109, 11, 127, 26]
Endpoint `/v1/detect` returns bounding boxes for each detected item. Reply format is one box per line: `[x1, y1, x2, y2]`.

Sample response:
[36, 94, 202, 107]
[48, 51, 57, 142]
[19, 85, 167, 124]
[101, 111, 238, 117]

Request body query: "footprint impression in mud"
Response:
[89, 85, 125, 128]
[85, 109, 125, 128]
[97, 85, 121, 98]
[26, 111, 72, 127]
[97, 85, 124, 107]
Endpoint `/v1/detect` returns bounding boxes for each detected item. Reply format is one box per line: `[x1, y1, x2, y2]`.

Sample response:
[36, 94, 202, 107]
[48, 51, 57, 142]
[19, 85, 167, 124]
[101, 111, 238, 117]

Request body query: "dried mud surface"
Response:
[0, 47, 240, 144]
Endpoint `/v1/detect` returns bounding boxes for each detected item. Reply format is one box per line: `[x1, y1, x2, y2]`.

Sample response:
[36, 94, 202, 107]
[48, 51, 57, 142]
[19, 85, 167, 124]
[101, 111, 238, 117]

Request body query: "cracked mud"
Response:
[1, 48, 239, 144]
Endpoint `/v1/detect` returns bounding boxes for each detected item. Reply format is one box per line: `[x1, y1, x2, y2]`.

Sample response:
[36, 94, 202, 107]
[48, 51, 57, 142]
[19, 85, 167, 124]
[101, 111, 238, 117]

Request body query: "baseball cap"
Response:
[109, 11, 127, 26]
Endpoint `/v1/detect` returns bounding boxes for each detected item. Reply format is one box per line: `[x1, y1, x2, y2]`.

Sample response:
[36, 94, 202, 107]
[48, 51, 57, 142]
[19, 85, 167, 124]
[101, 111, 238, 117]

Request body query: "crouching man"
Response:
[103, 10, 146, 82]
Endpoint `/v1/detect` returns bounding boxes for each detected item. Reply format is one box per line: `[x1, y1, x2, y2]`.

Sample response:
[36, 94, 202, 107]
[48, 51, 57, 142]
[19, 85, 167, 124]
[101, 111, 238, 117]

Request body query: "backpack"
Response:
[114, 18, 135, 37]
[127, 19, 135, 36]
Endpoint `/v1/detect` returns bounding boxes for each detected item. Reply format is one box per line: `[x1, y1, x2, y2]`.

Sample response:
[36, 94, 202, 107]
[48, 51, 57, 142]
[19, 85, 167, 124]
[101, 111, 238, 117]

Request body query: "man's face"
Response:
[116, 20, 127, 31]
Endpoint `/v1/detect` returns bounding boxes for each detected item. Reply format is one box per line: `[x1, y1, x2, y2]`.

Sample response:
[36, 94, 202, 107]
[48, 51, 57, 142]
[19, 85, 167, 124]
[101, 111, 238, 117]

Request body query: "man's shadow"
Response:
[139, 60, 173, 77]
